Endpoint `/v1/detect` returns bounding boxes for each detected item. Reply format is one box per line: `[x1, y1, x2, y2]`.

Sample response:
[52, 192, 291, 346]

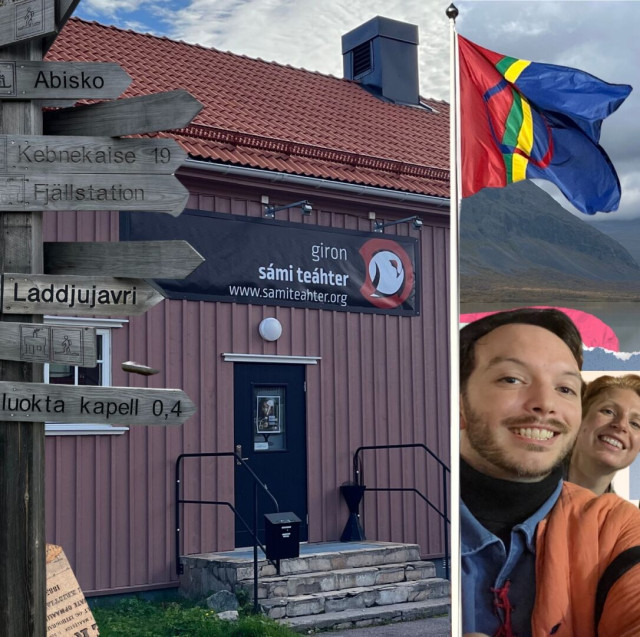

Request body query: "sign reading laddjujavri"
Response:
[0, 382, 196, 425]
[0, 61, 131, 100]
[0, 321, 96, 366]
[0, 0, 56, 48]
[0, 173, 189, 214]
[122, 210, 421, 316]
[0, 135, 186, 174]
[1, 273, 165, 317]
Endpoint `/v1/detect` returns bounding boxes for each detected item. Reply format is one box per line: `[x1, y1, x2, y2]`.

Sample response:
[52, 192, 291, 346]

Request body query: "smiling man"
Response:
[460, 308, 640, 637]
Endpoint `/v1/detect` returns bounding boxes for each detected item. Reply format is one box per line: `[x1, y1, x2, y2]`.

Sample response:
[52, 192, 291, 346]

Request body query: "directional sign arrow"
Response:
[0, 135, 187, 174]
[0, 62, 132, 100]
[44, 240, 205, 279]
[0, 173, 189, 215]
[0, 382, 196, 425]
[0, 0, 56, 48]
[43, 90, 204, 137]
[1, 273, 165, 317]
[0, 321, 96, 366]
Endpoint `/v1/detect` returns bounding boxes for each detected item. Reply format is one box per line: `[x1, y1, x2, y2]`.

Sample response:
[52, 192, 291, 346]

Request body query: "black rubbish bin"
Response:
[264, 512, 301, 561]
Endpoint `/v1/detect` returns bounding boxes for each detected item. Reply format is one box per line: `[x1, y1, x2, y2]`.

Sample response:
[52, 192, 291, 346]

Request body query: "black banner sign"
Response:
[121, 210, 420, 316]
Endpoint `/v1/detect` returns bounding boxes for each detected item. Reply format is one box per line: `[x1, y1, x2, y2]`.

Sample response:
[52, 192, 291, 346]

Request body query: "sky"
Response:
[72, 0, 640, 220]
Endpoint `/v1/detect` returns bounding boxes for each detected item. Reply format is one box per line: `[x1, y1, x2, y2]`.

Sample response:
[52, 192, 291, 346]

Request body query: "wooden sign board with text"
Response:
[0, 173, 189, 215]
[2, 273, 165, 317]
[0, 134, 186, 174]
[43, 89, 204, 137]
[45, 240, 205, 279]
[0, 381, 196, 425]
[0, 321, 96, 366]
[46, 545, 98, 637]
[0, 61, 131, 100]
[0, 0, 56, 48]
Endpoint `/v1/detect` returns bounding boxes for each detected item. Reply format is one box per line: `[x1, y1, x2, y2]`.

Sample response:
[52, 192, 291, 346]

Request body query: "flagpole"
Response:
[446, 4, 461, 636]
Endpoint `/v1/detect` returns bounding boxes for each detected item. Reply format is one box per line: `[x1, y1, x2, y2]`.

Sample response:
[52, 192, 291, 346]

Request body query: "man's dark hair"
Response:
[460, 308, 583, 390]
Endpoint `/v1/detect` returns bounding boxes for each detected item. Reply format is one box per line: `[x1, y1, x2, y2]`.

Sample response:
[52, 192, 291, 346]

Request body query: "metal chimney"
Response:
[342, 16, 420, 106]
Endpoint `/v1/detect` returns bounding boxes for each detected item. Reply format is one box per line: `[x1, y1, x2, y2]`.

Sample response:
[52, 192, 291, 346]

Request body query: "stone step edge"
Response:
[183, 542, 421, 569]
[261, 577, 450, 608]
[280, 597, 451, 633]
[241, 560, 436, 585]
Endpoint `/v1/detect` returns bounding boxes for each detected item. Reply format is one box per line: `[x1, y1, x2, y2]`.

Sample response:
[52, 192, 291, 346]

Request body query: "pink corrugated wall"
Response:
[43, 174, 450, 594]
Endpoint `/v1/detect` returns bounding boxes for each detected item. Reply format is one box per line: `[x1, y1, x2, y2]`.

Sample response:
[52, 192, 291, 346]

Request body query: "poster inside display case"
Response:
[253, 387, 285, 451]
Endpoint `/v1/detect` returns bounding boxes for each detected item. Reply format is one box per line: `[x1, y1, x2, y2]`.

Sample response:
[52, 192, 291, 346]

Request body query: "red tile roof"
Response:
[47, 19, 450, 198]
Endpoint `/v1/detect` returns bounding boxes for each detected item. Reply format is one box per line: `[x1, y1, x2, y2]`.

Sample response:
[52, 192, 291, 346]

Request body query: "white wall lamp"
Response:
[373, 215, 423, 233]
[258, 317, 283, 341]
[264, 200, 313, 219]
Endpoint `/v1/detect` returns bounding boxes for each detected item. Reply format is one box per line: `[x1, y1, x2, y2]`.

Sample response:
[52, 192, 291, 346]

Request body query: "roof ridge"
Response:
[174, 124, 449, 182]
[69, 17, 345, 82]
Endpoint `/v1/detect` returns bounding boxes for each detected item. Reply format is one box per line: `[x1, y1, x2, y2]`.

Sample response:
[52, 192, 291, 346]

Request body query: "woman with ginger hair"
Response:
[568, 374, 640, 496]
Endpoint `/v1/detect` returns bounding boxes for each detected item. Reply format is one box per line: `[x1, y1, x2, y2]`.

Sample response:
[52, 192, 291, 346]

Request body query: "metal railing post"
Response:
[253, 481, 259, 614]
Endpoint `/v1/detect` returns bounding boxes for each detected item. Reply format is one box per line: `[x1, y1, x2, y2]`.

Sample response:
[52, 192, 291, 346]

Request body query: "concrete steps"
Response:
[179, 541, 450, 632]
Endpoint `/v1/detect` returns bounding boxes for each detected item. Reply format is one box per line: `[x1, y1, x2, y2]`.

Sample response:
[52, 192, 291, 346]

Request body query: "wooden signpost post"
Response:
[44, 240, 205, 278]
[43, 89, 204, 136]
[1, 1, 204, 632]
[0, 61, 132, 100]
[0, 321, 96, 366]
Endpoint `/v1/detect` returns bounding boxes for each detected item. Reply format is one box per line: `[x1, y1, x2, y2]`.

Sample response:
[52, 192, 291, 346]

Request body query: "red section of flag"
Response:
[459, 35, 511, 197]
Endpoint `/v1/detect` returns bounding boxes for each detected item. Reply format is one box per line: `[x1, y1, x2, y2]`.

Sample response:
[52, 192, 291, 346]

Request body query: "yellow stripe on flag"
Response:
[504, 59, 531, 83]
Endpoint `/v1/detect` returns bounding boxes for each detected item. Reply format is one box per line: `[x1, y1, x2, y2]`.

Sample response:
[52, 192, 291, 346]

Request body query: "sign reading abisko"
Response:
[122, 210, 421, 316]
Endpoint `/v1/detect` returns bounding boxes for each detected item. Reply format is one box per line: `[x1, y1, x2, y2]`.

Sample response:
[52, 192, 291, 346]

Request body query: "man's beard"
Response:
[462, 394, 574, 480]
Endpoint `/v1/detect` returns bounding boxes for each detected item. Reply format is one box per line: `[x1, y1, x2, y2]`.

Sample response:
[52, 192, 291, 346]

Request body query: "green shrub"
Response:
[93, 597, 297, 637]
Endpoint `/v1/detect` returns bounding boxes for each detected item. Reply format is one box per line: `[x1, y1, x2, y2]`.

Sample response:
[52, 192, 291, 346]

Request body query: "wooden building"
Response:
[44, 16, 450, 596]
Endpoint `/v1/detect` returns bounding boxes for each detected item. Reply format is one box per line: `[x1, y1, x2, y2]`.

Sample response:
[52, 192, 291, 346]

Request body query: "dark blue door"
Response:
[234, 363, 308, 547]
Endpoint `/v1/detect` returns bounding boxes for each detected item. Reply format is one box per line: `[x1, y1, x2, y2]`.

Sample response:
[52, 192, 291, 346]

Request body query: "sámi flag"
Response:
[458, 35, 631, 214]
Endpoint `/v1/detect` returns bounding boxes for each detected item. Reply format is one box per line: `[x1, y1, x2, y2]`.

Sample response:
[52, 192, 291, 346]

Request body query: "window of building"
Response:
[44, 317, 128, 436]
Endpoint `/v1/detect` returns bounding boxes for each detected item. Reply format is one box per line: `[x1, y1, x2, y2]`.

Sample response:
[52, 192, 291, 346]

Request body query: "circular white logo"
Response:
[368, 250, 405, 297]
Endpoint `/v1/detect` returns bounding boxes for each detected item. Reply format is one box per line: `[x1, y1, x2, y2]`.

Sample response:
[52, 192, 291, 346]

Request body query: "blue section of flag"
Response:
[515, 62, 632, 214]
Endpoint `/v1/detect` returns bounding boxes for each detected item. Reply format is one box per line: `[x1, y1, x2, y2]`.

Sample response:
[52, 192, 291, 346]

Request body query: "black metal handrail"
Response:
[175, 451, 279, 613]
[352, 443, 450, 579]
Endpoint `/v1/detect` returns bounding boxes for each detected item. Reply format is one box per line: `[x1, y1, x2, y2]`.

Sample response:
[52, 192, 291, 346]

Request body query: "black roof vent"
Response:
[342, 16, 420, 106]
[352, 41, 372, 78]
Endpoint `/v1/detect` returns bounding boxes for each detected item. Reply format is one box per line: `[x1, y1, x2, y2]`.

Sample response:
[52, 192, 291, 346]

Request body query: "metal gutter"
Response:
[181, 158, 450, 209]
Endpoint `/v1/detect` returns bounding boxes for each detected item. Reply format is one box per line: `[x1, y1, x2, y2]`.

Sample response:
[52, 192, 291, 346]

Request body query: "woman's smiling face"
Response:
[574, 387, 640, 472]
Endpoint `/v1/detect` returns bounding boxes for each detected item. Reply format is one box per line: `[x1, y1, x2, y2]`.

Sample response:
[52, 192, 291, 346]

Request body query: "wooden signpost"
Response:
[0, 1, 204, 632]
[43, 89, 204, 136]
[0, 382, 196, 425]
[44, 240, 205, 278]
[2, 273, 166, 317]
[0, 134, 187, 173]
[0, 173, 189, 215]
[0, 61, 132, 99]
[0, 0, 56, 48]
[0, 321, 96, 366]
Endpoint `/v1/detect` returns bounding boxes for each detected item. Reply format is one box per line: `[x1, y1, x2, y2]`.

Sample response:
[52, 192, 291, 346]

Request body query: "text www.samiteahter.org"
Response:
[228, 285, 348, 307]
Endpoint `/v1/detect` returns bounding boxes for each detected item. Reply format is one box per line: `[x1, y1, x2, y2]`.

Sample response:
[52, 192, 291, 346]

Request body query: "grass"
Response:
[92, 596, 300, 637]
